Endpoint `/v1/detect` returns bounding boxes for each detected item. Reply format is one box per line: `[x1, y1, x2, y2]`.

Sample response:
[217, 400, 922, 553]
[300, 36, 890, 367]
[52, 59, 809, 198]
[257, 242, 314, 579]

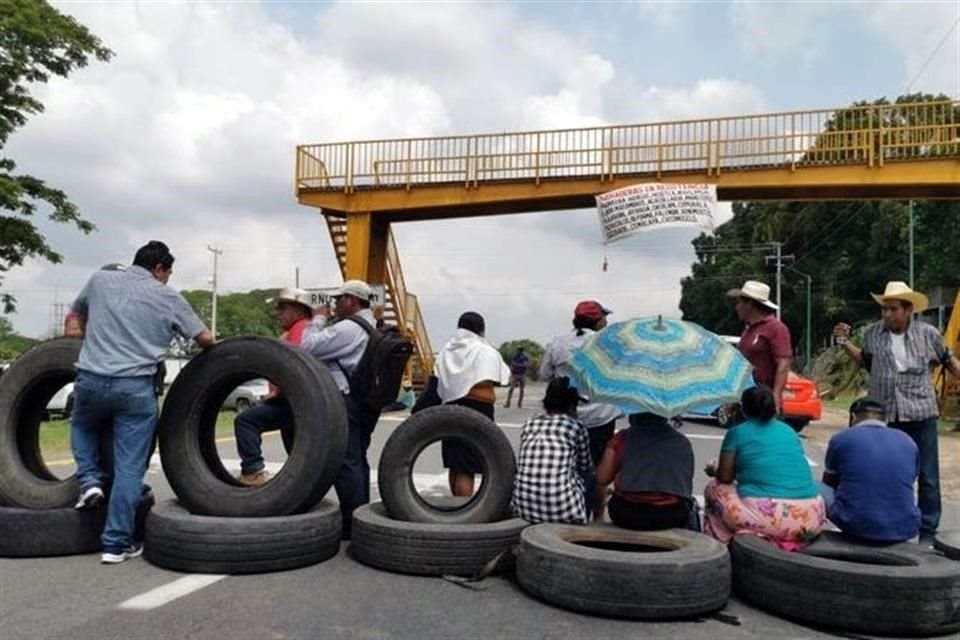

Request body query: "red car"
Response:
[781, 371, 822, 432]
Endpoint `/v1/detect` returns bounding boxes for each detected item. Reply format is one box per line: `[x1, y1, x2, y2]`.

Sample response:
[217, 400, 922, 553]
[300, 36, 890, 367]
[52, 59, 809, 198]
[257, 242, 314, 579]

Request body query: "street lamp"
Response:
[786, 266, 812, 367]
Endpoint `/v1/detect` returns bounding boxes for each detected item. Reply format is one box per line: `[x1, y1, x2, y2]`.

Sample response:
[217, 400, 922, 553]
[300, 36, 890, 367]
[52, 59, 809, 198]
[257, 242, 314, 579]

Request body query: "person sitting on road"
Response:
[435, 311, 511, 497]
[820, 398, 920, 543]
[594, 412, 698, 531]
[233, 288, 313, 487]
[703, 385, 825, 550]
[513, 377, 594, 524]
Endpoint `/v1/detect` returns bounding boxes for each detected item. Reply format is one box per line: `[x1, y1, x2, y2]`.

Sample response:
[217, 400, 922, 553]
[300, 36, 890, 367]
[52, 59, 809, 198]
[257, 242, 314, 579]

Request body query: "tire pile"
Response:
[2, 339, 959, 635]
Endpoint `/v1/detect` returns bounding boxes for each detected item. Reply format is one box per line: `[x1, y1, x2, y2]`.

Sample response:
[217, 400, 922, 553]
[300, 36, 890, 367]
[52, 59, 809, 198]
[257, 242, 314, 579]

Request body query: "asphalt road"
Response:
[2, 397, 959, 640]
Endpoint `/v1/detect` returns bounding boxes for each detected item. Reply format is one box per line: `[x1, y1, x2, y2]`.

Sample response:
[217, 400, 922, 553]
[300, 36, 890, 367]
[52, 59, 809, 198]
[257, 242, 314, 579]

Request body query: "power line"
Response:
[905, 16, 960, 95]
[793, 203, 868, 267]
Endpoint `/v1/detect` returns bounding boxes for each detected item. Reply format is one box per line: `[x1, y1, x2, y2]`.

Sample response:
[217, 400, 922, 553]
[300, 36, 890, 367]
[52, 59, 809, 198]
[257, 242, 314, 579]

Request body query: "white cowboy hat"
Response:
[871, 281, 929, 314]
[726, 280, 778, 311]
[267, 287, 313, 314]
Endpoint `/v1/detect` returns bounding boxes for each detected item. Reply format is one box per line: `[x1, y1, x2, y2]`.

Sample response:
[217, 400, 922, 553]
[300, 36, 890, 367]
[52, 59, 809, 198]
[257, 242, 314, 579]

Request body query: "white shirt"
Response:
[300, 309, 377, 394]
[890, 332, 908, 373]
[540, 328, 622, 428]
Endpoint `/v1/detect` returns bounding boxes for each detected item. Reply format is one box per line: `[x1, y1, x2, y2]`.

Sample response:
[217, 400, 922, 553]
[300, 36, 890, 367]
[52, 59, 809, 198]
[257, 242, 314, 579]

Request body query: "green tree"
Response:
[0, 0, 112, 311]
[181, 289, 280, 339]
[0, 315, 35, 359]
[499, 339, 545, 380]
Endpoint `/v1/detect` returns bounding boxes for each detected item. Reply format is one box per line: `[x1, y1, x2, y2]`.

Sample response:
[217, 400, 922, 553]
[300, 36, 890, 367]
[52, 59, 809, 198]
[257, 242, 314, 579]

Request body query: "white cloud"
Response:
[3, 0, 765, 343]
[730, 1, 831, 67]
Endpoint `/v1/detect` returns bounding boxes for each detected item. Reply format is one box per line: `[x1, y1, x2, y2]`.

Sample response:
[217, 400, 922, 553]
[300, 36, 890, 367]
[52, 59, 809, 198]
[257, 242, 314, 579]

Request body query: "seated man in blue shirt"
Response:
[820, 398, 920, 543]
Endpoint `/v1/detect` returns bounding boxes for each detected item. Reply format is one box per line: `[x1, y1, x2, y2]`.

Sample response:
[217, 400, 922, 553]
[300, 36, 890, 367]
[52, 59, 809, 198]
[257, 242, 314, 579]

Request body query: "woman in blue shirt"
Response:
[703, 386, 825, 550]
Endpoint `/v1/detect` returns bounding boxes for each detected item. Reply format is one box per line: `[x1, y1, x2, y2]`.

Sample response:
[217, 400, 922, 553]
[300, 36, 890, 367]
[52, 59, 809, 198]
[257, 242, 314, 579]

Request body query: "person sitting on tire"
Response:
[233, 288, 313, 487]
[703, 386, 825, 551]
[594, 412, 698, 531]
[435, 312, 511, 497]
[301, 280, 380, 539]
[512, 377, 594, 524]
[819, 398, 920, 544]
[65, 241, 214, 564]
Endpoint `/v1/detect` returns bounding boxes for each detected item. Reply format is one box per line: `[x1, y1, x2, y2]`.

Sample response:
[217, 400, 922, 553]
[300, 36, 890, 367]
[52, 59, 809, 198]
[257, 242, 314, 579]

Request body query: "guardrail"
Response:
[297, 101, 960, 192]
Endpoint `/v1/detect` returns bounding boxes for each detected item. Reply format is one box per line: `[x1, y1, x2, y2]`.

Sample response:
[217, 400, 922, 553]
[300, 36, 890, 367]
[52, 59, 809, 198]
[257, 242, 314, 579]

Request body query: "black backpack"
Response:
[341, 316, 414, 412]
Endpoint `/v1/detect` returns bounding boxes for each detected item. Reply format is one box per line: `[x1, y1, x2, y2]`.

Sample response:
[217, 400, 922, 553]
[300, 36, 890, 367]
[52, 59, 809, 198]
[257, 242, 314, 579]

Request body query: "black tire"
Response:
[0, 491, 154, 557]
[235, 397, 251, 412]
[0, 339, 82, 508]
[785, 418, 809, 433]
[377, 405, 515, 524]
[731, 532, 960, 636]
[350, 501, 527, 576]
[935, 531, 960, 561]
[715, 406, 731, 428]
[516, 524, 731, 619]
[158, 337, 348, 517]
[144, 499, 341, 574]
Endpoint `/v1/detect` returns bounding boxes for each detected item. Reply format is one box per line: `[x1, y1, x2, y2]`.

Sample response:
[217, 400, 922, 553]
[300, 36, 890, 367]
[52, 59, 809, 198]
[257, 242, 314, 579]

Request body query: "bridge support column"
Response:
[345, 212, 389, 284]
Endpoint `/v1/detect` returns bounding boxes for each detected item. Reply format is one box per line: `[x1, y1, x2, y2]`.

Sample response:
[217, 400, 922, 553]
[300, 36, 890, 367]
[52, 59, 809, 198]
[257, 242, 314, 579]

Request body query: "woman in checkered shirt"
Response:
[512, 378, 595, 524]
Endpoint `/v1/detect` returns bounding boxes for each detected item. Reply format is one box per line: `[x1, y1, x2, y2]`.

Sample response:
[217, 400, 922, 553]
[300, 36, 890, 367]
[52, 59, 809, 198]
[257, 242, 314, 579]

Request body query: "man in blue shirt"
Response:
[504, 347, 529, 408]
[68, 241, 214, 564]
[820, 398, 920, 543]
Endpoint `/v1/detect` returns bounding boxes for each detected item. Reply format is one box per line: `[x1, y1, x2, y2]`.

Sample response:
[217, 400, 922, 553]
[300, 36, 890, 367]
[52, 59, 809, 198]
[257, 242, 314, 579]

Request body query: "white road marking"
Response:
[118, 575, 226, 611]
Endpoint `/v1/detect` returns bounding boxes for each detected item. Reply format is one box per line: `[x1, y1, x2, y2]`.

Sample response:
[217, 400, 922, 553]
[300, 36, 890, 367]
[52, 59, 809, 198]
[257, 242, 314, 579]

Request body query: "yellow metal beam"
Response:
[344, 212, 390, 283]
[301, 159, 960, 218]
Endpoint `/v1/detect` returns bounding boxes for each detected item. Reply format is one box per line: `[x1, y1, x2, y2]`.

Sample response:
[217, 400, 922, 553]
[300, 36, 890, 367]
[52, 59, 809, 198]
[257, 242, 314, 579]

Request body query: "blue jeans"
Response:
[70, 371, 156, 552]
[234, 399, 295, 475]
[818, 482, 836, 512]
[891, 417, 940, 537]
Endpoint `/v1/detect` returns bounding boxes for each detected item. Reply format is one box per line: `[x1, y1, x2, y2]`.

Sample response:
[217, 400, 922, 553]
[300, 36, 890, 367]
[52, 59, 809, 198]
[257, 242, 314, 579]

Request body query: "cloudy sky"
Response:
[4, 0, 958, 348]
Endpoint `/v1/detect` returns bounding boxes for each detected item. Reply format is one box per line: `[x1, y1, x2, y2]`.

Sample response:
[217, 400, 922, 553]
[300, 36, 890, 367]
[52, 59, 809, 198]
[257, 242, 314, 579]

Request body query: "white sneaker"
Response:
[75, 486, 105, 511]
[101, 543, 143, 565]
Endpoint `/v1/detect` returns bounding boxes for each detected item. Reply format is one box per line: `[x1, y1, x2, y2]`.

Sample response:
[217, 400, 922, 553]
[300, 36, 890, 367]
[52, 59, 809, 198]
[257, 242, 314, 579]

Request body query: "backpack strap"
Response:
[334, 314, 376, 380]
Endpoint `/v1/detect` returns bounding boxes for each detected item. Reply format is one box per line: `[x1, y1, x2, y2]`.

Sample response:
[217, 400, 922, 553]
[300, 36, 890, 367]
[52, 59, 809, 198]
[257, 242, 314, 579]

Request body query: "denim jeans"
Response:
[70, 371, 156, 552]
[818, 481, 836, 512]
[890, 417, 940, 537]
[234, 398, 295, 475]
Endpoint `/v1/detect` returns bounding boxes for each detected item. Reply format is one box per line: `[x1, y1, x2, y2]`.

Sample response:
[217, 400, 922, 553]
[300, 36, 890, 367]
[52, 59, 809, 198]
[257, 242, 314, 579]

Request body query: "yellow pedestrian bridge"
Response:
[295, 100, 960, 385]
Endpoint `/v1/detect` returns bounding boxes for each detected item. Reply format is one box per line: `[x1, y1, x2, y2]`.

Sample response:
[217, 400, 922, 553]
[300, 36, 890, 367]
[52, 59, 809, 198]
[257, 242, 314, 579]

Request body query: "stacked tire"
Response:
[351, 405, 527, 577]
[145, 338, 348, 574]
[0, 339, 153, 557]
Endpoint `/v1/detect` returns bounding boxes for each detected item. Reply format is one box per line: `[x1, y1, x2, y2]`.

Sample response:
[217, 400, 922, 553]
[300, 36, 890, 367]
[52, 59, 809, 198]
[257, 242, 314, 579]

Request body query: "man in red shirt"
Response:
[234, 288, 313, 487]
[727, 280, 793, 413]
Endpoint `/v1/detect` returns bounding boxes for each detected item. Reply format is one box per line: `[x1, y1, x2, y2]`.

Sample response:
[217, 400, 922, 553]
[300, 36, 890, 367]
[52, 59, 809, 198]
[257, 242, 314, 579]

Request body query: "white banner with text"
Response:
[596, 183, 717, 244]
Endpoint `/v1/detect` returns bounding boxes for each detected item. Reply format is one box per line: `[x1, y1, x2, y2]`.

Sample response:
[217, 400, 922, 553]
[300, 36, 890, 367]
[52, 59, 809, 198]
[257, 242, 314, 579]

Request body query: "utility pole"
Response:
[787, 266, 812, 367]
[295, 266, 300, 288]
[207, 245, 223, 339]
[765, 242, 795, 319]
[908, 200, 915, 288]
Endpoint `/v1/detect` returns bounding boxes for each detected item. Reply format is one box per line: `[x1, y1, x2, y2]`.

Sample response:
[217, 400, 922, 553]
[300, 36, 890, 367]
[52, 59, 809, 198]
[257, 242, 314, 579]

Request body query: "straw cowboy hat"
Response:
[267, 287, 314, 315]
[726, 280, 778, 311]
[871, 281, 929, 314]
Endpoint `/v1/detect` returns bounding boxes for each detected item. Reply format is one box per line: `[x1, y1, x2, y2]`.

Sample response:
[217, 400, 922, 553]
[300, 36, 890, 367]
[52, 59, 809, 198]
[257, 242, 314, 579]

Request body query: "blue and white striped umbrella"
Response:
[568, 316, 753, 418]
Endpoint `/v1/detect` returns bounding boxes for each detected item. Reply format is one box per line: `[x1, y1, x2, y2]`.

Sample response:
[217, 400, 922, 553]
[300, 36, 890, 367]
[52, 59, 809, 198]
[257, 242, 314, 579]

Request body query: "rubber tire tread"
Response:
[158, 337, 347, 517]
[144, 499, 340, 574]
[731, 531, 960, 636]
[0, 339, 82, 508]
[350, 501, 527, 576]
[0, 492, 154, 557]
[935, 531, 960, 561]
[378, 405, 515, 524]
[516, 523, 731, 619]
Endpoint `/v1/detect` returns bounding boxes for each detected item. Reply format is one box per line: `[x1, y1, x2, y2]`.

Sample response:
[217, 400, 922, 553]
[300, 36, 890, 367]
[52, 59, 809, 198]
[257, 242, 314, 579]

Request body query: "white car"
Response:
[46, 383, 75, 418]
[223, 379, 271, 411]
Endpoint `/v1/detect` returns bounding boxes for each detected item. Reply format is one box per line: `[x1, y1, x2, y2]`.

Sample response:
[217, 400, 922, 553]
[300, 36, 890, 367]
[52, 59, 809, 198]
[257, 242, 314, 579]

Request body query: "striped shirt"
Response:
[862, 320, 951, 422]
[512, 413, 594, 524]
[72, 266, 206, 377]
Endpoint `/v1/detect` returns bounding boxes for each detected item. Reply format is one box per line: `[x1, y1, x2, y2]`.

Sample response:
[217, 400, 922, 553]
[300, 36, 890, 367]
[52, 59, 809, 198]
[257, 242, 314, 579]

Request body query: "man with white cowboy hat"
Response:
[234, 287, 314, 487]
[300, 279, 381, 539]
[834, 281, 960, 545]
[727, 280, 793, 414]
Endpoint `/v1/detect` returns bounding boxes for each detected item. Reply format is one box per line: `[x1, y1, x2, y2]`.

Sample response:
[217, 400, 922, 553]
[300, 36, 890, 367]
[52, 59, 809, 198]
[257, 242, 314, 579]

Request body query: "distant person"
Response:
[67, 241, 214, 564]
[435, 312, 510, 497]
[301, 280, 382, 539]
[833, 281, 960, 545]
[595, 413, 698, 531]
[820, 398, 920, 543]
[234, 288, 313, 487]
[703, 386, 824, 550]
[727, 281, 792, 413]
[513, 378, 594, 524]
[540, 300, 621, 464]
[503, 347, 529, 409]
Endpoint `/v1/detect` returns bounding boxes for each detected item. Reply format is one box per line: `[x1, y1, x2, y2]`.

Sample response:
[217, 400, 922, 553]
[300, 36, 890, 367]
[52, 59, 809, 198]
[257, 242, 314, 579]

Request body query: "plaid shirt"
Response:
[862, 319, 951, 422]
[512, 413, 594, 524]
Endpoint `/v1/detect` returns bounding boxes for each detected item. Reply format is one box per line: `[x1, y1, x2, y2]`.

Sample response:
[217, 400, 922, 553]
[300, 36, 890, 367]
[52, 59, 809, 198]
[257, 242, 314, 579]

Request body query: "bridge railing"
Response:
[296, 100, 960, 192]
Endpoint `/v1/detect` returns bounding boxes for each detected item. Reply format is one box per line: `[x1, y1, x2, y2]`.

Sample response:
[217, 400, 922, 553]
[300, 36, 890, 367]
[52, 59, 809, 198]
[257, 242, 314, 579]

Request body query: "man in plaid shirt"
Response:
[513, 378, 594, 524]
